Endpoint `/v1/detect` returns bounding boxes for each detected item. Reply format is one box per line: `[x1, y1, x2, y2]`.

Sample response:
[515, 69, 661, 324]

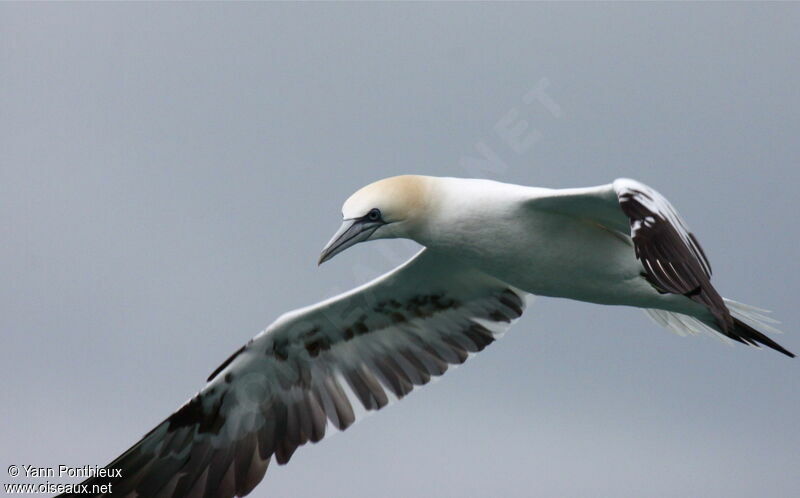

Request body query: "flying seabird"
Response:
[57, 175, 793, 498]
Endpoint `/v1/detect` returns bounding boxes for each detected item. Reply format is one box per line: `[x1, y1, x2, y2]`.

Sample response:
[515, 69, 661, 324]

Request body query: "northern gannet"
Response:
[58, 175, 793, 498]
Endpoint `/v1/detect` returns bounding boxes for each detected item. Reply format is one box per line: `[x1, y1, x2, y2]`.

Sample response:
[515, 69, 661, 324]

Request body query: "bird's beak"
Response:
[318, 218, 381, 265]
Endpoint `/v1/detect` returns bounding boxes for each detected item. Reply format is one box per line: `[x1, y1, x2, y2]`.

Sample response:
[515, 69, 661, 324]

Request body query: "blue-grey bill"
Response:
[318, 219, 380, 265]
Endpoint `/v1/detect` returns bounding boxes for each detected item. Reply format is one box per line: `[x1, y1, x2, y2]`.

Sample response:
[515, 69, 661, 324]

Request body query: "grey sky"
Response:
[2, 3, 798, 497]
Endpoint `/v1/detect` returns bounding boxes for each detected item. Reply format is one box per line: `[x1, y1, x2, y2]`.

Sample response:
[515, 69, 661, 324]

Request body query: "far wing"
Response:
[529, 178, 729, 330]
[58, 248, 527, 498]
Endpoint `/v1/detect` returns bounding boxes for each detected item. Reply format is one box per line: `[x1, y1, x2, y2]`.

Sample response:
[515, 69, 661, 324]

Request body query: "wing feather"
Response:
[612, 178, 731, 330]
[56, 249, 527, 498]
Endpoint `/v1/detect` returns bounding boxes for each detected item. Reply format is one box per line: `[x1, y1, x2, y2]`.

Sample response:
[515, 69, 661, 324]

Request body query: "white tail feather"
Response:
[644, 298, 784, 344]
[724, 298, 784, 335]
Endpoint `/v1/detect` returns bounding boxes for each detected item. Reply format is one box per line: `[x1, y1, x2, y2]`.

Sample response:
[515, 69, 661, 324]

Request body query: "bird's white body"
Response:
[414, 177, 698, 316]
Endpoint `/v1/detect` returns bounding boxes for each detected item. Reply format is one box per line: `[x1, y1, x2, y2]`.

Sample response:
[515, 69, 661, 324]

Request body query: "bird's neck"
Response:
[410, 177, 530, 255]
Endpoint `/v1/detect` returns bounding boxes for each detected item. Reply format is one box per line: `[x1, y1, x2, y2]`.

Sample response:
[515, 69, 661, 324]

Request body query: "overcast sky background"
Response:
[2, 3, 799, 497]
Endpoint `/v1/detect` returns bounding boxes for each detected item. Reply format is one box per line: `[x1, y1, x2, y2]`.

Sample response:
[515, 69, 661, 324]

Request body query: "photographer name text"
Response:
[10, 465, 121, 478]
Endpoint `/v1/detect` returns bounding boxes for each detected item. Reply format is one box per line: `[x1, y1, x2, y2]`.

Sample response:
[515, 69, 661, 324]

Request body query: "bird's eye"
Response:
[367, 208, 381, 221]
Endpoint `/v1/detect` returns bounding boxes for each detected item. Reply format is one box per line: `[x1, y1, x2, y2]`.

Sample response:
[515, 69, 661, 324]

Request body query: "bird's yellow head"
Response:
[318, 175, 433, 264]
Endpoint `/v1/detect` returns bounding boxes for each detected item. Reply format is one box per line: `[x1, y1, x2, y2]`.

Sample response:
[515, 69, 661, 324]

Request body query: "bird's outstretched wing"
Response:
[527, 178, 792, 356]
[57, 249, 527, 498]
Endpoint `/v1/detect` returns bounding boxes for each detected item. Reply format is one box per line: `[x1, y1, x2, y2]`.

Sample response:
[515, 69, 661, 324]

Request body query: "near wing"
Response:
[57, 248, 527, 498]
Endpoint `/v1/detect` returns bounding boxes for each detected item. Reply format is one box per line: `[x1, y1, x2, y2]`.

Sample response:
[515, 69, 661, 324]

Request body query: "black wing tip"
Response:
[732, 318, 795, 358]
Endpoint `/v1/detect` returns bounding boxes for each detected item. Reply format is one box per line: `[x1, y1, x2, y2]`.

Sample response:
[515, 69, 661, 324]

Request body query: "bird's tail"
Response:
[644, 298, 794, 358]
